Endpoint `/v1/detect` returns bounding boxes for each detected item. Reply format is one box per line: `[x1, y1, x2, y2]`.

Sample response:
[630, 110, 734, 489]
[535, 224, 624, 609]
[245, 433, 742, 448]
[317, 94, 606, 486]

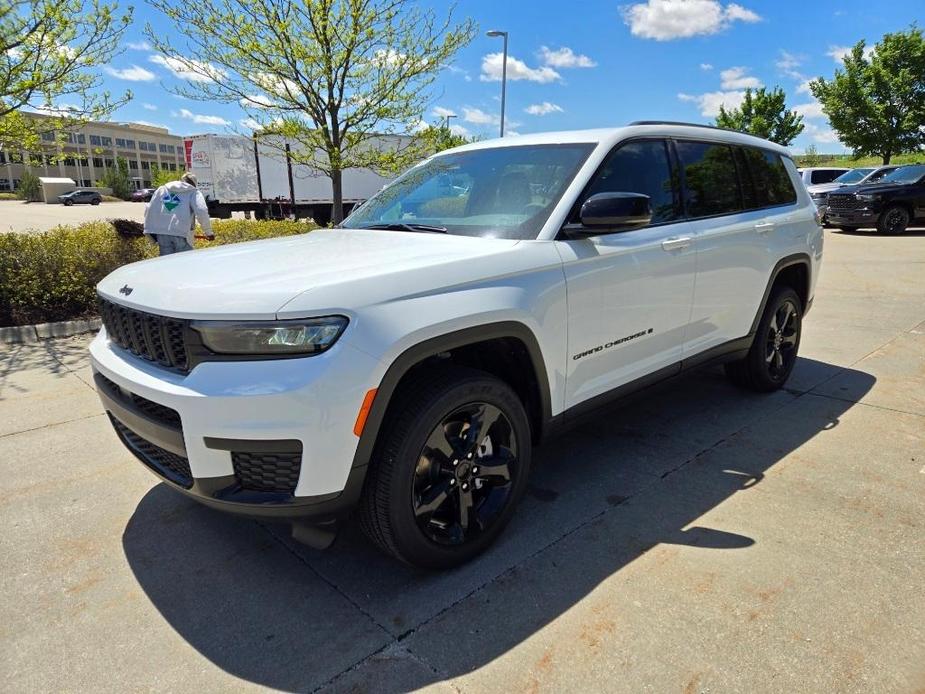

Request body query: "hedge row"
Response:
[0, 219, 316, 327]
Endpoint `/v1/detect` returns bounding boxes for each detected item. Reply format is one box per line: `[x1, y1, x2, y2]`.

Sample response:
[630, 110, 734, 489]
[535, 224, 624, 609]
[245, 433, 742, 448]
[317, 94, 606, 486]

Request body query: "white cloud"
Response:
[239, 94, 275, 109]
[775, 50, 804, 80]
[142, 103, 157, 111]
[29, 103, 81, 117]
[793, 100, 825, 119]
[796, 79, 814, 95]
[462, 107, 500, 125]
[525, 101, 563, 116]
[506, 131, 522, 137]
[480, 53, 560, 83]
[239, 118, 263, 131]
[150, 55, 226, 83]
[720, 66, 762, 89]
[449, 124, 471, 137]
[104, 64, 156, 82]
[432, 106, 457, 118]
[126, 41, 151, 51]
[678, 90, 746, 117]
[827, 44, 875, 63]
[804, 121, 840, 144]
[622, 0, 761, 41]
[177, 108, 230, 126]
[538, 46, 596, 69]
[700, 63, 714, 71]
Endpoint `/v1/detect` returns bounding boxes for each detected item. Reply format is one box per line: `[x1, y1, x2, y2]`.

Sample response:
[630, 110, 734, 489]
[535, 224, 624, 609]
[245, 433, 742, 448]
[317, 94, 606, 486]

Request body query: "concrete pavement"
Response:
[0, 199, 144, 233]
[1, 229, 923, 692]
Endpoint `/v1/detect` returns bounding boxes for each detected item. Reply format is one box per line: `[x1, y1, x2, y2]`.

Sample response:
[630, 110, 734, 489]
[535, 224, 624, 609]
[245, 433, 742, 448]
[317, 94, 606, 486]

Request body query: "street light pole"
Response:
[444, 113, 457, 130]
[486, 30, 508, 137]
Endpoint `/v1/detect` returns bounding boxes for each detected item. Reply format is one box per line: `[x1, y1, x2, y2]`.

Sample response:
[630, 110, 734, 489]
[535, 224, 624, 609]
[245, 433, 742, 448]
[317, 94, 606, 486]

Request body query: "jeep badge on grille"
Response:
[119, 284, 133, 296]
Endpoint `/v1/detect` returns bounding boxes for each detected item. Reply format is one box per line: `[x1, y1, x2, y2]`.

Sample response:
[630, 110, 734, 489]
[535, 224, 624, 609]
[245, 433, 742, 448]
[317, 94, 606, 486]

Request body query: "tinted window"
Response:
[810, 170, 844, 184]
[739, 147, 797, 207]
[834, 168, 873, 184]
[866, 168, 896, 182]
[579, 139, 680, 224]
[677, 141, 740, 217]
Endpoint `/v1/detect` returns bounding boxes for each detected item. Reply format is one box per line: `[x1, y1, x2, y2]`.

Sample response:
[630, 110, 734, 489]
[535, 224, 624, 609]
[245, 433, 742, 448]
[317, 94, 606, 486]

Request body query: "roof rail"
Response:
[628, 120, 740, 134]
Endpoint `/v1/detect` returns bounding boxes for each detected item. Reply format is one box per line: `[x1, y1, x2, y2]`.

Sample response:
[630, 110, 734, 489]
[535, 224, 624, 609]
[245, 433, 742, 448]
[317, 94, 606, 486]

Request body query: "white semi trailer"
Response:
[183, 134, 414, 224]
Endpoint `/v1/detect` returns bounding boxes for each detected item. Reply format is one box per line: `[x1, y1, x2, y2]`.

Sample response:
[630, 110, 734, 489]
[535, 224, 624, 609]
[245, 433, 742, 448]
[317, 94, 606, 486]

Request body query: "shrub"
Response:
[0, 219, 315, 327]
[96, 157, 133, 200]
[18, 170, 41, 201]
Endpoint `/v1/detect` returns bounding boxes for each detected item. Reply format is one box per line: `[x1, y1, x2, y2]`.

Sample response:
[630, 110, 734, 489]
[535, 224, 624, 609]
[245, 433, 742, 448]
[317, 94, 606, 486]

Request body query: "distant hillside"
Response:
[794, 152, 924, 168]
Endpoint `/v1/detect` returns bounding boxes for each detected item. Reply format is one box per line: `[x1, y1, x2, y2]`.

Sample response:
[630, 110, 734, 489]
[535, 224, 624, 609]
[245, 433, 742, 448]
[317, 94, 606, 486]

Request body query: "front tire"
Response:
[725, 287, 802, 392]
[877, 205, 910, 235]
[359, 367, 531, 569]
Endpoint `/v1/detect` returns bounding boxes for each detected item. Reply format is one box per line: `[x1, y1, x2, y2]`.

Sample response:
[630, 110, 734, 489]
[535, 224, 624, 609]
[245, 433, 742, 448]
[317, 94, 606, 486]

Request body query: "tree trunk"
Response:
[330, 168, 344, 225]
[883, 149, 892, 165]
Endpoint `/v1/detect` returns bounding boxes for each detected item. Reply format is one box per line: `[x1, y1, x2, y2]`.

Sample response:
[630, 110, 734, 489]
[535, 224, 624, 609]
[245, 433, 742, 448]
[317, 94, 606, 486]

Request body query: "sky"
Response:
[100, 0, 924, 154]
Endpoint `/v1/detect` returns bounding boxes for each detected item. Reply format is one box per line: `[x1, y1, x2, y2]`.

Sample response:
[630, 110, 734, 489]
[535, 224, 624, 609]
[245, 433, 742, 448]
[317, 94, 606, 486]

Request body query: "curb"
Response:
[1, 317, 101, 345]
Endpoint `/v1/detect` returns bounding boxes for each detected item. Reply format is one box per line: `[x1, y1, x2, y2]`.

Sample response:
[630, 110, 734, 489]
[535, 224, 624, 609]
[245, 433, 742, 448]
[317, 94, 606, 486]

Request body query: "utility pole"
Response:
[486, 30, 509, 137]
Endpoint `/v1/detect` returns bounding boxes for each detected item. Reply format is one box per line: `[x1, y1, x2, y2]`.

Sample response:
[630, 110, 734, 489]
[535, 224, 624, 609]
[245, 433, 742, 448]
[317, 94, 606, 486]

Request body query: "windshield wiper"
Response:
[355, 222, 448, 233]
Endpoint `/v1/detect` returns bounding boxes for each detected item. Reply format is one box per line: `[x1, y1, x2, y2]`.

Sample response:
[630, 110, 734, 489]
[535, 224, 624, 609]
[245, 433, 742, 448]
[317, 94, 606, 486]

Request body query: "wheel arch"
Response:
[351, 321, 552, 470]
[749, 253, 812, 335]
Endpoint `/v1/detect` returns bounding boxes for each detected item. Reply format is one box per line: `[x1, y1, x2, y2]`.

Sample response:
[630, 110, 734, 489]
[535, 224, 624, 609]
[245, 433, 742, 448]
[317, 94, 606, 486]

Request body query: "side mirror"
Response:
[578, 192, 652, 232]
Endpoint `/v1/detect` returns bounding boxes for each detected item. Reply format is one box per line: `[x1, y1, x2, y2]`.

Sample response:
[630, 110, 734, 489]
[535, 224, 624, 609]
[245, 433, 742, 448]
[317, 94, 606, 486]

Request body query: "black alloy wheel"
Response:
[412, 402, 517, 546]
[877, 206, 910, 235]
[359, 366, 531, 569]
[765, 299, 799, 382]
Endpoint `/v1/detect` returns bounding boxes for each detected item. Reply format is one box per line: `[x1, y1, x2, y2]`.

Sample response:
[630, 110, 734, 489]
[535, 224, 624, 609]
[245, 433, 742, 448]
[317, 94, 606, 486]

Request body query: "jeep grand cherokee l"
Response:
[91, 122, 821, 568]
[826, 164, 925, 234]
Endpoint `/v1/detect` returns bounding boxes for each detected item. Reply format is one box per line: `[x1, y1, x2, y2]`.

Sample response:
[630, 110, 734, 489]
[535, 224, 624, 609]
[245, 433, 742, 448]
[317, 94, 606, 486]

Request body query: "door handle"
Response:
[661, 236, 692, 251]
[754, 222, 775, 234]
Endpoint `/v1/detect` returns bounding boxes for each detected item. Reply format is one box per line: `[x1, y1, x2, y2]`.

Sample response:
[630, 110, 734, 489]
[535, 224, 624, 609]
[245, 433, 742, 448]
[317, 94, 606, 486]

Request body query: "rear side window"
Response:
[810, 170, 845, 184]
[676, 141, 741, 218]
[739, 148, 797, 207]
[578, 139, 680, 224]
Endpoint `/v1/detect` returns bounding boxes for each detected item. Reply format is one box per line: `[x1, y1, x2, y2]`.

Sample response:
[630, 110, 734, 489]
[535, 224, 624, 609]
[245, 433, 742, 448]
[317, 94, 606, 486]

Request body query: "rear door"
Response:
[556, 138, 697, 408]
[681, 141, 799, 356]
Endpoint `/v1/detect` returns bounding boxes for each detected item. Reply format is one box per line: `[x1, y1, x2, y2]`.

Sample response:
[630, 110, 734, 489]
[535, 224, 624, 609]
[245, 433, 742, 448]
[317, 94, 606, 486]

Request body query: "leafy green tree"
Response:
[0, 0, 132, 153]
[146, 0, 475, 224]
[18, 169, 41, 201]
[415, 122, 471, 154]
[96, 157, 132, 199]
[810, 27, 925, 164]
[149, 164, 177, 188]
[801, 144, 823, 167]
[715, 87, 804, 146]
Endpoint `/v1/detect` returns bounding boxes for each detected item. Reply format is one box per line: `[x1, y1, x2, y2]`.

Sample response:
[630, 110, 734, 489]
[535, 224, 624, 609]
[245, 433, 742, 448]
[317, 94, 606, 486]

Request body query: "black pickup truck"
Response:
[826, 163, 925, 234]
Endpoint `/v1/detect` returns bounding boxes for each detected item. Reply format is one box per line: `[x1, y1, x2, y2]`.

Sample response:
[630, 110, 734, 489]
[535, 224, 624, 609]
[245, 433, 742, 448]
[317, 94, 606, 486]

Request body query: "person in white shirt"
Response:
[143, 172, 214, 255]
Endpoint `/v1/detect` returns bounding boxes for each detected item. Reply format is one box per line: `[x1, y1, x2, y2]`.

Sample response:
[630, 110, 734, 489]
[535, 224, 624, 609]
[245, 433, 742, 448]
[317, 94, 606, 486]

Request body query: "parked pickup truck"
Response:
[91, 122, 822, 568]
[826, 164, 925, 234]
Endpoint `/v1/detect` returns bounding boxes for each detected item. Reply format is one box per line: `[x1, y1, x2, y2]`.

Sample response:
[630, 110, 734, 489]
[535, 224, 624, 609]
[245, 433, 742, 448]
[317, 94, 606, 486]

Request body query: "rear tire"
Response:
[359, 366, 531, 569]
[725, 287, 802, 392]
[877, 205, 910, 235]
[63, 199, 73, 206]
[91, 198, 101, 205]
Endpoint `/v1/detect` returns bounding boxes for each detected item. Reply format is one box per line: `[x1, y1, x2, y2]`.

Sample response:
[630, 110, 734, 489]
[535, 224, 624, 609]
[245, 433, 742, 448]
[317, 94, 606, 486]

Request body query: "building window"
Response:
[139, 142, 148, 151]
[63, 156, 75, 166]
[147, 142, 156, 151]
[115, 138, 126, 148]
[13, 179, 21, 190]
[167, 162, 177, 171]
[125, 139, 135, 149]
[142, 180, 151, 187]
[41, 131, 55, 142]
[45, 155, 54, 165]
[89, 135, 102, 146]
[79, 157, 88, 166]
[82, 179, 91, 187]
[0, 178, 9, 190]
[105, 158, 114, 167]
[128, 160, 138, 170]
[77, 134, 86, 144]
[93, 157, 104, 168]
[158, 143, 168, 153]
[0, 152, 5, 164]
[141, 161, 150, 170]
[8, 152, 22, 164]
[101, 137, 112, 147]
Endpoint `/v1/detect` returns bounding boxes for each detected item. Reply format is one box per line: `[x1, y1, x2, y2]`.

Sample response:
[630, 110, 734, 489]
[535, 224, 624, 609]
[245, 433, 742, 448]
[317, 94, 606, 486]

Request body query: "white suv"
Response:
[91, 122, 822, 568]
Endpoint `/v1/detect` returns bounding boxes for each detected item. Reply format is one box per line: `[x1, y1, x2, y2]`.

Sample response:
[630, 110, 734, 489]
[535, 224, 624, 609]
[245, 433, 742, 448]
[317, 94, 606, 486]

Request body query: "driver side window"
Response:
[575, 139, 681, 225]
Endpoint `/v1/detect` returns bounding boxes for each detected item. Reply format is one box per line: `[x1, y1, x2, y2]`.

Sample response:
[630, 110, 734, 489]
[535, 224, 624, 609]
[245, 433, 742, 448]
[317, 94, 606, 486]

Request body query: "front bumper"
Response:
[90, 328, 384, 523]
[827, 208, 879, 227]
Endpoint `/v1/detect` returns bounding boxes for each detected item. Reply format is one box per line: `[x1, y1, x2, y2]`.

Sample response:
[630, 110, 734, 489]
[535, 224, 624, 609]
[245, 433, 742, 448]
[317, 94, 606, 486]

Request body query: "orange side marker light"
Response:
[353, 388, 378, 437]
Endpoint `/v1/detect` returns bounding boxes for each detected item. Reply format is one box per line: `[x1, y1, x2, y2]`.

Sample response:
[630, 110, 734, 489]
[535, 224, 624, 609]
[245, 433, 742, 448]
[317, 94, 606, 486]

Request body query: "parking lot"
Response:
[0, 200, 145, 233]
[2, 227, 923, 692]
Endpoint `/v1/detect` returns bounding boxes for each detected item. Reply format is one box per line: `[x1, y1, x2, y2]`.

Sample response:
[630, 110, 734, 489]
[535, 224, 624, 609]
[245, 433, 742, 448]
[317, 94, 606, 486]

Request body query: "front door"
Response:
[555, 139, 697, 409]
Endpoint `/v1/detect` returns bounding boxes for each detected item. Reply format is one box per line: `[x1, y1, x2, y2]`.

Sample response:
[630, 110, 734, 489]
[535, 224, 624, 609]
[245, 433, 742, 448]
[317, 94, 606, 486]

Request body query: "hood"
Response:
[829, 182, 913, 196]
[805, 182, 845, 195]
[97, 228, 522, 320]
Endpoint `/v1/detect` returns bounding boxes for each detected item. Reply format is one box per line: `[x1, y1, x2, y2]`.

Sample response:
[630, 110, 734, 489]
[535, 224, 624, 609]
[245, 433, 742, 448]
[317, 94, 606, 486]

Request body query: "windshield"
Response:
[833, 168, 874, 184]
[877, 164, 925, 185]
[342, 143, 595, 239]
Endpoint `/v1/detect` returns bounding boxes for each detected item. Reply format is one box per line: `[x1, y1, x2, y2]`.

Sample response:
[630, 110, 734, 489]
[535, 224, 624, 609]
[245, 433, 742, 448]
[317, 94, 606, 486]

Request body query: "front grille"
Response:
[232, 449, 302, 494]
[97, 373, 182, 429]
[99, 298, 189, 371]
[826, 194, 862, 213]
[110, 415, 193, 488]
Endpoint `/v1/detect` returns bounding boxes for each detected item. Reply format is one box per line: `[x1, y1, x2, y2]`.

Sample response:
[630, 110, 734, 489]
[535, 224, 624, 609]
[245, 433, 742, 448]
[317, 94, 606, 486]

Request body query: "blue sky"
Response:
[103, 0, 924, 153]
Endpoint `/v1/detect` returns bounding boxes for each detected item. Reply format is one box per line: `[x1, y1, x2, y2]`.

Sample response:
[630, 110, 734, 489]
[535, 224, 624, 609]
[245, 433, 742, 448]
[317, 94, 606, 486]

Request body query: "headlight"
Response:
[810, 192, 826, 199]
[192, 316, 349, 355]
[856, 193, 879, 202]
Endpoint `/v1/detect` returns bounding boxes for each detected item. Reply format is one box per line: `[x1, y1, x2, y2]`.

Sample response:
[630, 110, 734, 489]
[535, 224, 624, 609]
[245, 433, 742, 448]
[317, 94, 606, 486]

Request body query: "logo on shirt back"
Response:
[163, 192, 181, 212]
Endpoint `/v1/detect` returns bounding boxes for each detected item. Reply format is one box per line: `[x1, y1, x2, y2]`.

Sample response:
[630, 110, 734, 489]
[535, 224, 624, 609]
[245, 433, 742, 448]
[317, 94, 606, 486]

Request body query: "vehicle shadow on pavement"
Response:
[122, 358, 875, 692]
[829, 226, 925, 237]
